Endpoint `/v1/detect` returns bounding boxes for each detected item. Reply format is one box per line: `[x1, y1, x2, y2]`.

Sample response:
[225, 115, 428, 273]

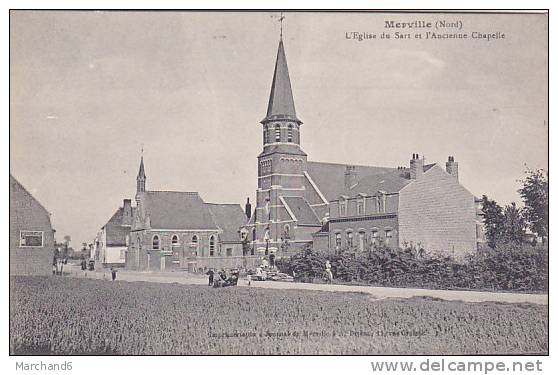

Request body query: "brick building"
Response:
[10, 174, 55, 275]
[94, 199, 135, 268]
[245, 37, 479, 257]
[126, 157, 255, 271]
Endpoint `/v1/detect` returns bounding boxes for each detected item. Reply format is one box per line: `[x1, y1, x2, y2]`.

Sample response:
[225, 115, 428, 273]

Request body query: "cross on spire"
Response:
[279, 12, 285, 40]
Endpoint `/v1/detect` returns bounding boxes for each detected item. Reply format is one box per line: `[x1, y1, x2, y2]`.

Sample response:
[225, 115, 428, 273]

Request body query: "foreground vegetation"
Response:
[278, 243, 548, 292]
[10, 276, 547, 355]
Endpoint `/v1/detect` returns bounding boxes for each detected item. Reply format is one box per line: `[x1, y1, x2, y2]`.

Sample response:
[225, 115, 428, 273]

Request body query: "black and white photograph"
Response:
[8, 8, 549, 362]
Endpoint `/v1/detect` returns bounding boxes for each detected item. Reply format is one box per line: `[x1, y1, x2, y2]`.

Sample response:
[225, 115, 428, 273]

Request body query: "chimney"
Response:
[122, 199, 132, 225]
[410, 153, 424, 179]
[344, 165, 358, 192]
[446, 156, 459, 180]
[245, 198, 252, 219]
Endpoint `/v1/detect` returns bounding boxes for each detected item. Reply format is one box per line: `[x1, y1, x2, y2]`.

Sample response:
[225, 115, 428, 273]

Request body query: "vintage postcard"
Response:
[9, 10, 548, 358]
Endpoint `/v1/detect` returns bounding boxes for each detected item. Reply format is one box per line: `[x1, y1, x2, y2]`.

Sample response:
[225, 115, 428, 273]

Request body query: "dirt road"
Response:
[67, 265, 548, 305]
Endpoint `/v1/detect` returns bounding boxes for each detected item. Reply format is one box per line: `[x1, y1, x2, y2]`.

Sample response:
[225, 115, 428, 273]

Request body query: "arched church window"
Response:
[171, 235, 179, 247]
[287, 124, 293, 142]
[191, 235, 198, 256]
[209, 235, 215, 256]
[275, 124, 281, 142]
[152, 235, 160, 250]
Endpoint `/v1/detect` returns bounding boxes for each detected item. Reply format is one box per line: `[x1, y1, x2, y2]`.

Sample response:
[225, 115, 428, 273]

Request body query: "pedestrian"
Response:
[324, 260, 333, 284]
[111, 267, 117, 281]
[52, 262, 57, 276]
[206, 268, 214, 286]
[247, 273, 251, 286]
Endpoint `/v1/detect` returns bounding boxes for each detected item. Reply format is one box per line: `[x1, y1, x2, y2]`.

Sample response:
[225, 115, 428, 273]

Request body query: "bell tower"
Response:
[254, 34, 308, 254]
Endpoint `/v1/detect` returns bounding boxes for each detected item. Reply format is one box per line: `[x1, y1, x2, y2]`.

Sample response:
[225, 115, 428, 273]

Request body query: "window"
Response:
[252, 228, 257, 241]
[335, 233, 342, 249]
[339, 198, 347, 217]
[385, 230, 393, 245]
[357, 201, 364, 215]
[209, 235, 215, 256]
[370, 231, 378, 246]
[152, 235, 160, 250]
[377, 193, 386, 213]
[19, 231, 43, 247]
[347, 232, 354, 248]
[287, 124, 293, 142]
[171, 235, 179, 247]
[191, 235, 199, 256]
[275, 124, 281, 142]
[358, 232, 366, 251]
[226, 248, 233, 257]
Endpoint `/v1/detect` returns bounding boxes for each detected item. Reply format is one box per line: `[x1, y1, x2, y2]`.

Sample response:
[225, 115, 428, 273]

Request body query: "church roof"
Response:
[282, 196, 322, 226]
[139, 191, 218, 230]
[206, 203, 245, 243]
[262, 40, 301, 123]
[258, 144, 307, 158]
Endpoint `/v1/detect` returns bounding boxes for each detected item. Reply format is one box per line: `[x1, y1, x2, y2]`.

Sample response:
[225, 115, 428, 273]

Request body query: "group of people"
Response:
[52, 257, 67, 276]
[204, 258, 333, 287]
[206, 268, 239, 287]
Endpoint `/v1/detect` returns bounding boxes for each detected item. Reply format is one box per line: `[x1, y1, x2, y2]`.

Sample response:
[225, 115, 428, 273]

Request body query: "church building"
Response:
[126, 157, 253, 272]
[245, 36, 479, 257]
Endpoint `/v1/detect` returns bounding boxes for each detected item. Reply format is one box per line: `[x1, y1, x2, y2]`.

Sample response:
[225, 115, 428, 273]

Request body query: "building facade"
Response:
[126, 157, 256, 271]
[10, 174, 56, 275]
[245, 37, 479, 257]
[95, 199, 135, 268]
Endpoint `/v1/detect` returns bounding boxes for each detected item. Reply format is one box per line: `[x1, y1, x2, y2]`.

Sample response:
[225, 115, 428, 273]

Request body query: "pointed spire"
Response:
[137, 155, 146, 180]
[262, 39, 301, 124]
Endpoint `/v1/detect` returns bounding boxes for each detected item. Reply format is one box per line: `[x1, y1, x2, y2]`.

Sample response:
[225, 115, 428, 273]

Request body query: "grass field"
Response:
[9, 276, 548, 355]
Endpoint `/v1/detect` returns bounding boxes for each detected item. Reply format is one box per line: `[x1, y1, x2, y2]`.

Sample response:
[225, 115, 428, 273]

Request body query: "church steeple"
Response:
[136, 155, 146, 194]
[262, 39, 301, 124]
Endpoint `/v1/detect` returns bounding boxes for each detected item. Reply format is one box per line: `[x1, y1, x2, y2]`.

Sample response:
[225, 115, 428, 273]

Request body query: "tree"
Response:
[501, 202, 526, 246]
[481, 195, 504, 249]
[518, 168, 548, 243]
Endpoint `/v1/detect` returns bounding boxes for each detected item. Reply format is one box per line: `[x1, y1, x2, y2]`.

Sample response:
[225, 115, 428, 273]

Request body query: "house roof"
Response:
[305, 161, 439, 200]
[103, 204, 136, 247]
[206, 203, 246, 242]
[140, 191, 218, 230]
[305, 161, 396, 201]
[281, 196, 322, 226]
[262, 40, 301, 123]
[9, 174, 51, 216]
[348, 171, 412, 195]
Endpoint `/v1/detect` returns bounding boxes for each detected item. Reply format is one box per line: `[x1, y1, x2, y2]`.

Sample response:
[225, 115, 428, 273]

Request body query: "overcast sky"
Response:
[10, 11, 548, 247]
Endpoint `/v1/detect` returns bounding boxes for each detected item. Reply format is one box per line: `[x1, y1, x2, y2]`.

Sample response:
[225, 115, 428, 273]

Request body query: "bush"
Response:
[277, 243, 548, 292]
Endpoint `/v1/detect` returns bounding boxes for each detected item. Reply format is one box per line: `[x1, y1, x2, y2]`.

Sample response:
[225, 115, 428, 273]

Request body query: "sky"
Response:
[10, 11, 548, 247]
